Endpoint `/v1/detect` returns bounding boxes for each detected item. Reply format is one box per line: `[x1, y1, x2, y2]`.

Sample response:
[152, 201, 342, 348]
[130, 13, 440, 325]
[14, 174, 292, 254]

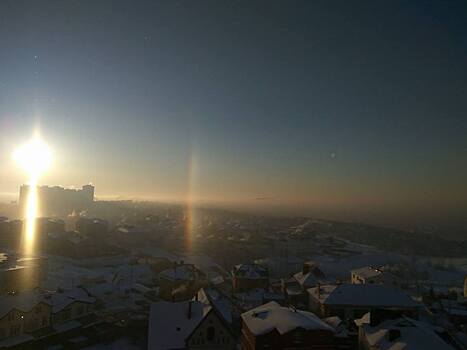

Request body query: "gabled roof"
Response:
[233, 264, 268, 279]
[0, 288, 96, 318]
[362, 316, 453, 350]
[196, 288, 232, 324]
[241, 301, 334, 336]
[293, 271, 326, 288]
[0, 290, 50, 319]
[148, 300, 211, 350]
[48, 288, 95, 313]
[351, 266, 388, 279]
[308, 284, 419, 308]
[159, 264, 200, 282]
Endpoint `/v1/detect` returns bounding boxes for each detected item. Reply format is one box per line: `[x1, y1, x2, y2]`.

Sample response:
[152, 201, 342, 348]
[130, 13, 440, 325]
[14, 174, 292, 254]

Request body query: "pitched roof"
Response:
[351, 266, 390, 279]
[362, 317, 453, 350]
[159, 264, 200, 281]
[0, 288, 95, 318]
[196, 288, 232, 324]
[293, 271, 325, 288]
[0, 290, 47, 319]
[148, 300, 211, 350]
[48, 288, 95, 313]
[241, 301, 334, 336]
[234, 264, 268, 279]
[308, 284, 419, 308]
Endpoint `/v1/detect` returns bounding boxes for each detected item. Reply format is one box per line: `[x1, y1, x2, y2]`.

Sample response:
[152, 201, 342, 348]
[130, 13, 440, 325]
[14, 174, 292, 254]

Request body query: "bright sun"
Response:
[13, 134, 53, 254]
[14, 136, 52, 181]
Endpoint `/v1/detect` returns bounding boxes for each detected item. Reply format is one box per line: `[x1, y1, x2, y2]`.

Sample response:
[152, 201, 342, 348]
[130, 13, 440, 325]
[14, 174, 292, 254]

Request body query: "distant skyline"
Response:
[1, 1, 466, 228]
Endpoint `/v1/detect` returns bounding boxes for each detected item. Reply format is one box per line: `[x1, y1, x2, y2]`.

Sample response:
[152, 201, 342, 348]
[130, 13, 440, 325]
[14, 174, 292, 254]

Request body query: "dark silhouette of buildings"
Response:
[19, 184, 94, 217]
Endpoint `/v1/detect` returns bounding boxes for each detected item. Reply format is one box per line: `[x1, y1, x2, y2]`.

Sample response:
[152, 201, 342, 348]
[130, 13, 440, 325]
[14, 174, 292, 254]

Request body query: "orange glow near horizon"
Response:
[184, 151, 196, 251]
[14, 134, 52, 255]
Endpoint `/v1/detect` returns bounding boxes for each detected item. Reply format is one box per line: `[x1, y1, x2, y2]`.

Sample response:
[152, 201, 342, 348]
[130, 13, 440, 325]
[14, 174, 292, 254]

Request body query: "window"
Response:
[207, 326, 215, 341]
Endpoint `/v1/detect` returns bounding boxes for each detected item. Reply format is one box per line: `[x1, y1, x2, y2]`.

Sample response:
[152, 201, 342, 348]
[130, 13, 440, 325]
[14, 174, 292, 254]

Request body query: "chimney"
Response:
[187, 300, 193, 319]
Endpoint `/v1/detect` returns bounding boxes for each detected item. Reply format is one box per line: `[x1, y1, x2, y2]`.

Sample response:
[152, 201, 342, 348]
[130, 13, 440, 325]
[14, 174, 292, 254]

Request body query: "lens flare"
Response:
[14, 135, 52, 255]
[14, 137, 52, 181]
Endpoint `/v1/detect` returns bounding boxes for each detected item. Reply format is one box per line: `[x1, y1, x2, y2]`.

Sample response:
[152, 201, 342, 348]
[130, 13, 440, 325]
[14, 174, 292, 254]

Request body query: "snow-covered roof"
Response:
[48, 287, 95, 313]
[241, 301, 334, 336]
[234, 264, 268, 279]
[351, 266, 386, 279]
[196, 288, 232, 324]
[293, 271, 325, 288]
[0, 290, 47, 319]
[308, 284, 419, 308]
[362, 317, 453, 350]
[148, 300, 211, 350]
[159, 264, 200, 282]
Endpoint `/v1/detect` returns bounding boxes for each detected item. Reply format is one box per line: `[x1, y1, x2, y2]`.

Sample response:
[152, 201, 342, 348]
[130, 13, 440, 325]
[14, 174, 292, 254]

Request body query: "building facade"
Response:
[241, 301, 337, 350]
[19, 184, 94, 218]
[351, 266, 398, 286]
[232, 264, 269, 292]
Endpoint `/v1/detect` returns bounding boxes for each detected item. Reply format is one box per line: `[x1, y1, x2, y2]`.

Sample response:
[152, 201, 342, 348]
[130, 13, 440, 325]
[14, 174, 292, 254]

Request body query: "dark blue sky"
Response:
[1, 0, 466, 226]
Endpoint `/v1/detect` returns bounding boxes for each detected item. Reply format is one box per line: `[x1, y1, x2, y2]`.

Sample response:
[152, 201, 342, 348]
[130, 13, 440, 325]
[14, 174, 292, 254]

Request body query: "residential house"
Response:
[49, 287, 96, 324]
[357, 313, 454, 350]
[350, 266, 398, 287]
[148, 300, 235, 349]
[0, 290, 52, 341]
[283, 261, 327, 308]
[308, 284, 419, 319]
[158, 263, 207, 301]
[232, 264, 269, 292]
[241, 301, 337, 350]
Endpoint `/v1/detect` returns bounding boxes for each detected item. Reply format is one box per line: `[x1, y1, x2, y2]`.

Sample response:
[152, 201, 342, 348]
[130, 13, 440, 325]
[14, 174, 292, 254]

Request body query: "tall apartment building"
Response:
[19, 184, 94, 217]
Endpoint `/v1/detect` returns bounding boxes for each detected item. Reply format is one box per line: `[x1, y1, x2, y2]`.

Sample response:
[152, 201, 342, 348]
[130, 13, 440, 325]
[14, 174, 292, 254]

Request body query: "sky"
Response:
[0, 0, 466, 227]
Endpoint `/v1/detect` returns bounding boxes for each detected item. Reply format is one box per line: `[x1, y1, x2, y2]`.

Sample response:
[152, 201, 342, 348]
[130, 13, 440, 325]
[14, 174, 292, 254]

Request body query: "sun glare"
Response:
[14, 136, 52, 182]
[14, 135, 52, 255]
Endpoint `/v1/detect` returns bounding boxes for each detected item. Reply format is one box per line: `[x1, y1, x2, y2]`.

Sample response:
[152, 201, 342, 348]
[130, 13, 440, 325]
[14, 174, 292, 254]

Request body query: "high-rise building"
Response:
[19, 184, 95, 218]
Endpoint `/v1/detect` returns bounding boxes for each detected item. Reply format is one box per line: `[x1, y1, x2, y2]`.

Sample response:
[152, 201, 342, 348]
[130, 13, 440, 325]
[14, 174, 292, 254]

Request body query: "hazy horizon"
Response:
[1, 1, 466, 229]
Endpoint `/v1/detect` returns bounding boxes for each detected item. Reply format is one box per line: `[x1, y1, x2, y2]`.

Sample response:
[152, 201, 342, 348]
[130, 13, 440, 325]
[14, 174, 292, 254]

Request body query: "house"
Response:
[308, 284, 419, 319]
[0, 290, 52, 341]
[283, 261, 327, 308]
[232, 264, 269, 292]
[49, 287, 96, 324]
[148, 300, 235, 349]
[0, 287, 97, 348]
[436, 298, 467, 326]
[196, 288, 234, 325]
[235, 288, 285, 311]
[254, 256, 303, 278]
[158, 263, 207, 301]
[241, 301, 337, 349]
[357, 313, 454, 350]
[350, 266, 398, 286]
